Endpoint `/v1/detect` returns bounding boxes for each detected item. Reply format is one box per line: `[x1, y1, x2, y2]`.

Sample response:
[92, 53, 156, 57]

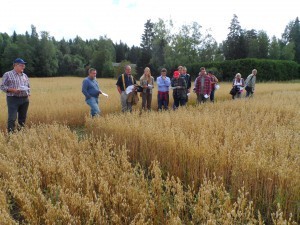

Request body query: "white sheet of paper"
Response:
[125, 85, 134, 94]
[19, 86, 30, 91]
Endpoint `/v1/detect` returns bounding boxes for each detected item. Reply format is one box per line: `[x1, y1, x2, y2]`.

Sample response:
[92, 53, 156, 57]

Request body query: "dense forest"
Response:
[0, 15, 299, 78]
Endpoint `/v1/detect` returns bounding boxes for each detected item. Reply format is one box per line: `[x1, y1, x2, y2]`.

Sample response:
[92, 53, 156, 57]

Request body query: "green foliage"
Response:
[102, 61, 115, 78]
[282, 42, 296, 61]
[91, 38, 115, 78]
[223, 14, 247, 60]
[58, 54, 85, 76]
[114, 41, 130, 63]
[269, 36, 281, 60]
[114, 60, 137, 79]
[187, 59, 299, 81]
[0, 18, 299, 78]
[34, 31, 59, 76]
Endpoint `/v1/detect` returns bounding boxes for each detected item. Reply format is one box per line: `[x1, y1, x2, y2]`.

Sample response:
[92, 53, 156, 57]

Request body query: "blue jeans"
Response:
[7, 96, 29, 133]
[86, 97, 100, 117]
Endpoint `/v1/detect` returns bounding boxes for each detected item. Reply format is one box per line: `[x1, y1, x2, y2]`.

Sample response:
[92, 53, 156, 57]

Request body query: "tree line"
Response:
[0, 15, 299, 79]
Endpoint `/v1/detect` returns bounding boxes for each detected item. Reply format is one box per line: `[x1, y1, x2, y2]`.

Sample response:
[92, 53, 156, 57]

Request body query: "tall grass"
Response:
[1, 77, 299, 130]
[0, 125, 296, 224]
[0, 77, 299, 223]
[86, 86, 300, 223]
[0, 77, 118, 130]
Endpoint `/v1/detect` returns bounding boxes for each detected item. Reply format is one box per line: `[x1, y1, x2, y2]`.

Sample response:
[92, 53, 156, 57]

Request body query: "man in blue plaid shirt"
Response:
[0, 58, 30, 133]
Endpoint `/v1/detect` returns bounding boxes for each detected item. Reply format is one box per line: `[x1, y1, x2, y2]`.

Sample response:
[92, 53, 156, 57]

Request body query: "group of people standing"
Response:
[0, 58, 258, 134]
[0, 58, 258, 133]
[230, 69, 257, 99]
[82, 65, 224, 116]
[114, 65, 219, 113]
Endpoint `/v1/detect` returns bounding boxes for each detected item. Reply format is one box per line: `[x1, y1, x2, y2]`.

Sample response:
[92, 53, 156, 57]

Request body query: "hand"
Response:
[11, 88, 21, 94]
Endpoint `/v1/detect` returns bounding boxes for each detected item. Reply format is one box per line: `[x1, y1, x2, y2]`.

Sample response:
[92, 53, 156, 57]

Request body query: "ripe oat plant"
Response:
[85, 80, 300, 224]
[0, 125, 297, 224]
[0, 77, 299, 224]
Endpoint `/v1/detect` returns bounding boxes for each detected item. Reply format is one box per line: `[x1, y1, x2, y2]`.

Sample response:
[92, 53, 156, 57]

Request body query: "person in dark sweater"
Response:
[171, 70, 187, 110]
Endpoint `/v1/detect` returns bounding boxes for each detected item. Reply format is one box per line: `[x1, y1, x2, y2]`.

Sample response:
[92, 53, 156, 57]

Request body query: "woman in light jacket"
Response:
[140, 67, 154, 111]
[232, 73, 244, 99]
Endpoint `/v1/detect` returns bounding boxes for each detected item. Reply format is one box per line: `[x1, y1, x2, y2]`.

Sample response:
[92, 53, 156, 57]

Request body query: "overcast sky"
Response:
[0, 0, 299, 46]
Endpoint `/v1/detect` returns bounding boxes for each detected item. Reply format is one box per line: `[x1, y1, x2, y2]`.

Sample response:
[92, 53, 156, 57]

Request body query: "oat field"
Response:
[0, 77, 299, 224]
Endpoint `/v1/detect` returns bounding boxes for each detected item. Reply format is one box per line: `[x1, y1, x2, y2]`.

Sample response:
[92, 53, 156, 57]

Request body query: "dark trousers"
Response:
[246, 89, 253, 97]
[141, 92, 152, 111]
[196, 94, 208, 104]
[210, 89, 215, 102]
[7, 96, 29, 133]
[173, 97, 186, 109]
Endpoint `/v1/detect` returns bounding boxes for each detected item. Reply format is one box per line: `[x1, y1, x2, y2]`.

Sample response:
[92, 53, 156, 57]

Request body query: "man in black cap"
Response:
[0, 58, 30, 133]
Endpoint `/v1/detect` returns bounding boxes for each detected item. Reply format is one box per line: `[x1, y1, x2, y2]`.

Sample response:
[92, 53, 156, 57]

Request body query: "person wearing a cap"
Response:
[0, 58, 30, 133]
[194, 67, 211, 104]
[171, 70, 187, 110]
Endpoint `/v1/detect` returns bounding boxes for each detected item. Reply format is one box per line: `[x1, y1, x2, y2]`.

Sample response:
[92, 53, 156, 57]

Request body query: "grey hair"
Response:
[235, 73, 241, 78]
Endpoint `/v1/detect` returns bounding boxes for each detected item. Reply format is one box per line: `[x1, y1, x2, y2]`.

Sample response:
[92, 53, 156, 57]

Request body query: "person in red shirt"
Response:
[194, 67, 211, 104]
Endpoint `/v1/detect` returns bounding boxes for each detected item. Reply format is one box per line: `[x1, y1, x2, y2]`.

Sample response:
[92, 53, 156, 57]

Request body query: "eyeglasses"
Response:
[18, 64, 26, 67]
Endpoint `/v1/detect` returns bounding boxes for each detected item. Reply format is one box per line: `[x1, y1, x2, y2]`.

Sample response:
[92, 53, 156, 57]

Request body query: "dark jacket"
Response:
[171, 77, 187, 99]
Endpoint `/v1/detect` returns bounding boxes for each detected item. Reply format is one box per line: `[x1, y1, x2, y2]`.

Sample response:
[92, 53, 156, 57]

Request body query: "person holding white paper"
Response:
[139, 67, 154, 111]
[116, 65, 137, 112]
[82, 68, 106, 117]
[231, 73, 245, 99]
[0, 58, 30, 133]
[194, 67, 211, 105]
